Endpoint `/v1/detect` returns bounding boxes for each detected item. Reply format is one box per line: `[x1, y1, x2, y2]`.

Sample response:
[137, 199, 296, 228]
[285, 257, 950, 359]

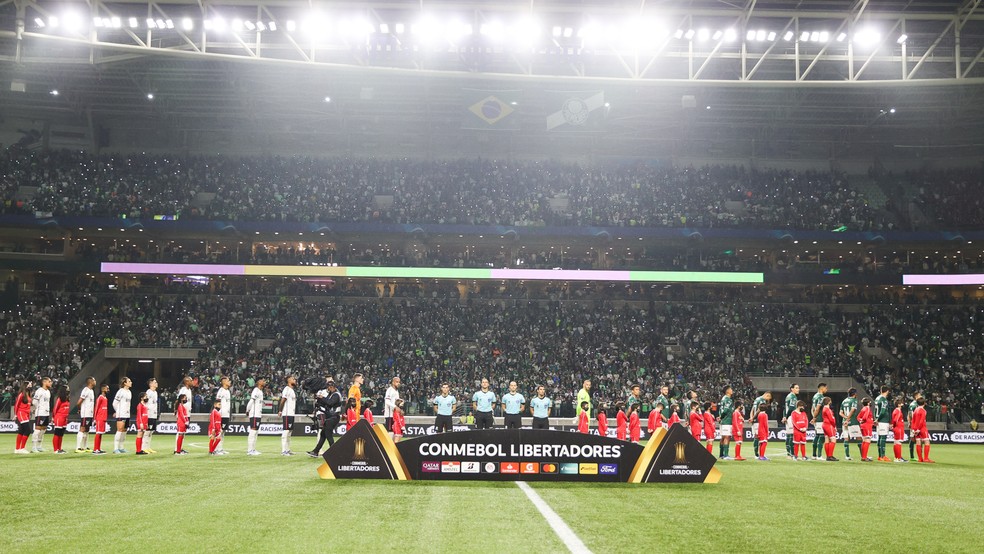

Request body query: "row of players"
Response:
[9, 376, 936, 464]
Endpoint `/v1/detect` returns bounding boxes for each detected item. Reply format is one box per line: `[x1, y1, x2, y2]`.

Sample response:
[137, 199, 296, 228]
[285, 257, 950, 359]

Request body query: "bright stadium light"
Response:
[819, 31, 829, 42]
[111, 17, 121, 28]
[511, 17, 541, 46]
[784, 30, 794, 41]
[286, 20, 296, 32]
[156, 19, 166, 30]
[165, 19, 174, 29]
[746, 29, 755, 41]
[93, 17, 103, 28]
[767, 31, 776, 41]
[810, 31, 820, 42]
[146, 93, 154, 100]
[257, 21, 267, 31]
[394, 22, 404, 34]
[552, 26, 562, 37]
[684, 29, 695, 40]
[379, 23, 389, 34]
[853, 28, 881, 46]
[35, 17, 45, 28]
[755, 29, 766, 41]
[836, 32, 847, 41]
[674, 28, 684, 39]
[268, 21, 277, 31]
[204, 19, 213, 30]
[697, 28, 710, 41]
[232, 18, 243, 31]
[129, 17, 138, 28]
[48, 16, 59, 28]
[724, 28, 737, 41]
[50, 89, 59, 96]
[146, 18, 155, 29]
[800, 31, 809, 41]
[182, 18, 193, 31]
[244, 20, 256, 31]
[712, 30, 723, 40]
[897, 34, 908, 44]
[63, 11, 83, 31]
[563, 27, 573, 38]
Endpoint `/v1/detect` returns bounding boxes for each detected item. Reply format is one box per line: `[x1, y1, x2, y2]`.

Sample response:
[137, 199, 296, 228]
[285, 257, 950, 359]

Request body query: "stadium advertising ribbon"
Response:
[317, 421, 720, 484]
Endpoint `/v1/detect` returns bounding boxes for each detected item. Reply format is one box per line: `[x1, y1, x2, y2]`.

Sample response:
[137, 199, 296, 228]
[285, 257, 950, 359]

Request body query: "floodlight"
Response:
[697, 28, 710, 41]
[684, 29, 695, 40]
[897, 34, 907, 44]
[810, 31, 819, 42]
[394, 22, 404, 34]
[563, 27, 573, 38]
[146, 18, 156, 29]
[800, 31, 809, 41]
[553, 26, 562, 37]
[836, 32, 846, 41]
[380, 23, 389, 34]
[48, 16, 59, 28]
[245, 20, 256, 31]
[818, 31, 829, 42]
[129, 17, 138, 28]
[182, 18, 193, 31]
[165, 19, 174, 29]
[712, 30, 723, 40]
[111, 17, 121, 28]
[784, 31, 794, 41]
[767, 31, 776, 41]
[35, 17, 45, 28]
[724, 28, 737, 41]
[755, 29, 766, 41]
[286, 20, 296, 32]
[268, 21, 276, 31]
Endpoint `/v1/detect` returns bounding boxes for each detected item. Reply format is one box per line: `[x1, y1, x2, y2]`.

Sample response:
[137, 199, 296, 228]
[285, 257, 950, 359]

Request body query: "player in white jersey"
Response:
[144, 378, 159, 453]
[75, 377, 96, 452]
[215, 376, 232, 455]
[278, 376, 298, 456]
[384, 377, 401, 432]
[112, 377, 133, 454]
[31, 376, 52, 452]
[245, 379, 266, 455]
[178, 376, 194, 415]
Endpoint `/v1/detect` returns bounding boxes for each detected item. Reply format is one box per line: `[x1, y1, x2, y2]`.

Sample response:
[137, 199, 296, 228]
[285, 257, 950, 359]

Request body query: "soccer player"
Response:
[501, 381, 525, 429]
[911, 398, 933, 463]
[215, 376, 232, 455]
[731, 400, 745, 461]
[471, 378, 496, 430]
[135, 392, 150, 455]
[31, 376, 52, 453]
[530, 385, 552, 430]
[689, 402, 703, 442]
[433, 383, 457, 433]
[839, 388, 859, 460]
[857, 398, 874, 462]
[616, 401, 628, 441]
[384, 376, 401, 432]
[174, 393, 189, 455]
[208, 399, 223, 455]
[93, 384, 109, 455]
[178, 376, 194, 421]
[245, 378, 265, 455]
[681, 390, 697, 428]
[874, 386, 892, 462]
[345, 397, 359, 431]
[14, 382, 32, 454]
[362, 399, 375, 425]
[308, 381, 343, 457]
[578, 401, 591, 434]
[348, 373, 364, 422]
[626, 384, 643, 412]
[891, 398, 907, 463]
[596, 403, 608, 437]
[810, 383, 828, 460]
[51, 385, 70, 454]
[76, 377, 96, 453]
[144, 378, 159, 454]
[718, 386, 734, 459]
[791, 401, 809, 460]
[391, 399, 406, 443]
[627, 403, 640, 442]
[647, 403, 664, 435]
[781, 384, 800, 459]
[821, 397, 838, 461]
[576, 380, 592, 420]
[112, 377, 132, 454]
[907, 392, 923, 461]
[655, 385, 672, 420]
[750, 391, 772, 459]
[278, 375, 297, 456]
[702, 402, 716, 454]
[756, 405, 771, 461]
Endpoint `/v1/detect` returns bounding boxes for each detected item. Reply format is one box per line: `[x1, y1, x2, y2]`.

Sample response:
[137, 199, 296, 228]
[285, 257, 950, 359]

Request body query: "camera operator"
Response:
[307, 379, 342, 458]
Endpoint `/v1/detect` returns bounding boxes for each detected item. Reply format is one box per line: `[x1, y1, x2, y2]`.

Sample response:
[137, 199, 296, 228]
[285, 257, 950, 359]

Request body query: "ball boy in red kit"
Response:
[391, 399, 406, 443]
[135, 392, 150, 455]
[821, 397, 838, 461]
[891, 398, 907, 463]
[757, 408, 771, 460]
[627, 403, 641, 443]
[596, 404, 609, 437]
[578, 401, 590, 434]
[689, 403, 703, 441]
[51, 385, 71, 454]
[93, 384, 109, 454]
[208, 399, 223, 455]
[731, 400, 745, 461]
[791, 400, 809, 460]
[667, 404, 681, 427]
[615, 401, 628, 440]
[702, 402, 716, 453]
[362, 398, 375, 426]
[910, 398, 933, 463]
[174, 393, 189, 455]
[647, 403, 664, 435]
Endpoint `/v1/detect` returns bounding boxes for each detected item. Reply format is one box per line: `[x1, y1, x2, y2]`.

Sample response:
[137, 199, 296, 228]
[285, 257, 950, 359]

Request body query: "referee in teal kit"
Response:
[433, 383, 457, 433]
[471, 378, 496, 430]
[501, 381, 526, 429]
[530, 385, 553, 430]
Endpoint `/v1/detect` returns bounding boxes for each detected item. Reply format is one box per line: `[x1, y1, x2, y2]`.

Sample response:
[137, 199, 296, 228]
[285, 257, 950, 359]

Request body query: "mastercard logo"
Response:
[541, 463, 558, 474]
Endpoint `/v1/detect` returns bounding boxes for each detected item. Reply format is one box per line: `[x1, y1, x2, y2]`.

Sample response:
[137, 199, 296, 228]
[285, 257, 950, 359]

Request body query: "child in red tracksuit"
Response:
[791, 401, 809, 460]
[757, 409, 771, 460]
[647, 404, 664, 435]
[667, 404, 681, 427]
[135, 393, 149, 455]
[702, 402, 716, 453]
[731, 401, 745, 461]
[174, 394, 189, 455]
[577, 402, 590, 434]
[628, 403, 641, 443]
[208, 400, 223, 454]
[391, 399, 405, 443]
[52, 386, 70, 454]
[689, 403, 703, 441]
[345, 397, 358, 431]
[363, 398, 375, 426]
[596, 404, 609, 438]
[615, 401, 627, 440]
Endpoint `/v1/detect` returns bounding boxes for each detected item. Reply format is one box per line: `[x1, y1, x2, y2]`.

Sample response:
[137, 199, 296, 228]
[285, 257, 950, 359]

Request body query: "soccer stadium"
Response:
[1, 0, 983, 551]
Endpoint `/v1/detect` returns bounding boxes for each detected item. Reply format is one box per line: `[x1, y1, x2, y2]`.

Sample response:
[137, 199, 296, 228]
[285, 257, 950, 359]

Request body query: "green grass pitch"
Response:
[0, 434, 980, 553]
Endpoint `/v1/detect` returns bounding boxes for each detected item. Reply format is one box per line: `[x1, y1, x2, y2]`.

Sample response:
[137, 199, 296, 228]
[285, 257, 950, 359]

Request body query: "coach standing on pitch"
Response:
[384, 377, 400, 431]
[472, 378, 496, 430]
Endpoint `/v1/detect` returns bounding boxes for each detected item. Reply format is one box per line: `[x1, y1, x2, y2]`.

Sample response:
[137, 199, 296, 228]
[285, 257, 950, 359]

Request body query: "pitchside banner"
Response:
[317, 421, 721, 483]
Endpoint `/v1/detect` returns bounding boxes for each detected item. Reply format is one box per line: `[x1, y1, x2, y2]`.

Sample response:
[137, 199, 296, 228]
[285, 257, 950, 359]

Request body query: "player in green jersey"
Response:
[782, 384, 800, 458]
[839, 388, 859, 460]
[750, 391, 772, 457]
[907, 392, 923, 460]
[874, 385, 892, 461]
[810, 383, 828, 459]
[718, 386, 734, 459]
[655, 386, 672, 420]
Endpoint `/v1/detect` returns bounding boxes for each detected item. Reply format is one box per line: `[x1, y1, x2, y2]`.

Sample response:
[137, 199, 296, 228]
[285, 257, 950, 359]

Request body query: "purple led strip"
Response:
[101, 262, 246, 275]
[902, 274, 984, 286]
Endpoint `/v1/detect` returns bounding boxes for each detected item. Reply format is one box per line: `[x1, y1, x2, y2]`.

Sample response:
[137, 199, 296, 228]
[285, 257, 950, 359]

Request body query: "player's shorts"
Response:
[893, 428, 905, 442]
[793, 431, 807, 445]
[137, 422, 148, 431]
[147, 418, 158, 431]
[475, 411, 494, 430]
[504, 414, 522, 429]
[434, 414, 453, 433]
[757, 428, 769, 442]
[752, 422, 759, 438]
[221, 417, 230, 431]
[249, 417, 262, 431]
[35, 416, 50, 428]
[79, 417, 92, 430]
[720, 424, 732, 436]
[848, 425, 862, 439]
[814, 422, 824, 434]
[53, 416, 68, 428]
[116, 418, 130, 427]
[732, 428, 743, 442]
[282, 416, 295, 430]
[877, 422, 890, 435]
[94, 420, 107, 433]
[176, 422, 188, 433]
[861, 426, 873, 439]
[532, 416, 549, 430]
[385, 416, 393, 432]
[785, 419, 794, 433]
[914, 427, 929, 440]
[822, 424, 836, 438]
[704, 427, 716, 441]
[18, 421, 32, 435]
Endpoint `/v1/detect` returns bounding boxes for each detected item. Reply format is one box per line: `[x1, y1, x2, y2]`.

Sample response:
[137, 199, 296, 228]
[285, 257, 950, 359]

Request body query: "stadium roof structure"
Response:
[1, 1, 983, 160]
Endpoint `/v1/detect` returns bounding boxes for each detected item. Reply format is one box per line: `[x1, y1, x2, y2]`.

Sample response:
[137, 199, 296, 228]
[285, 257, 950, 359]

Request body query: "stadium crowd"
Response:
[2, 292, 981, 421]
[2, 148, 883, 230]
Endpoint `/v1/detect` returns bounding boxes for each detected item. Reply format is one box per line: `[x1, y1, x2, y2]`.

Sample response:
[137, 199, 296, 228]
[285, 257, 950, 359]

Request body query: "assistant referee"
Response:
[433, 383, 457, 433]
[530, 385, 552, 429]
[501, 381, 526, 429]
[471, 378, 496, 430]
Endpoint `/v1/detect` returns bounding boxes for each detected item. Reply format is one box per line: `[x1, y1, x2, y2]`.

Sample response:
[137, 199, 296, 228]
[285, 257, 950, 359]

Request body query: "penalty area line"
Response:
[515, 481, 592, 554]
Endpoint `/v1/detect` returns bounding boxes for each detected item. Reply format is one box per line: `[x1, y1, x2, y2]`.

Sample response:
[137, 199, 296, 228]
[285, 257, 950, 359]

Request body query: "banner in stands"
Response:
[317, 422, 720, 483]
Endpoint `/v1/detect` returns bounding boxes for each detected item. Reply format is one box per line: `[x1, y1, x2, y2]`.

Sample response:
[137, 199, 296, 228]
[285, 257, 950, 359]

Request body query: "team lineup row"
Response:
[7, 375, 937, 465]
